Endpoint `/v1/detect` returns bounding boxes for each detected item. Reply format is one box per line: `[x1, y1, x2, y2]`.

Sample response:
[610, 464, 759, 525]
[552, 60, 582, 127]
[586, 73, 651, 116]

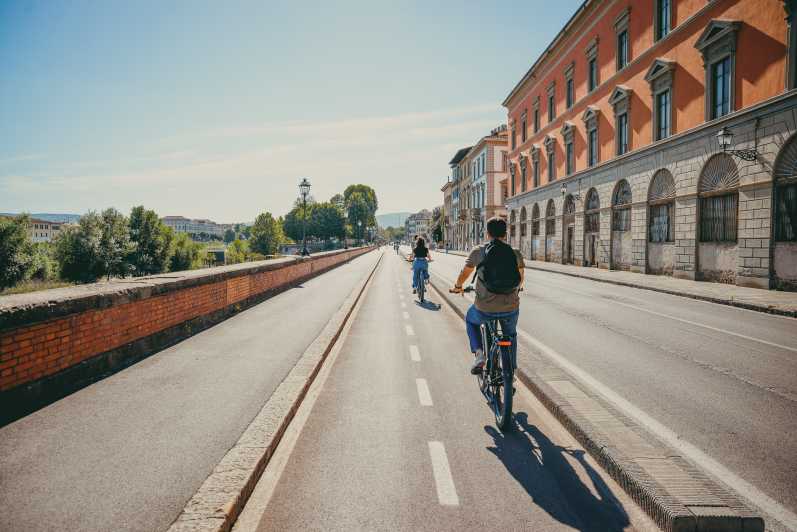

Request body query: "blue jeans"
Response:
[465, 305, 519, 367]
[411, 259, 429, 288]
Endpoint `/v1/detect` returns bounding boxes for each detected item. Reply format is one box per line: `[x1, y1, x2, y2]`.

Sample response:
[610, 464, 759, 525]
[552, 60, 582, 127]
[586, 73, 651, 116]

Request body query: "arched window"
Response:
[564, 195, 576, 216]
[698, 154, 738, 242]
[648, 169, 676, 242]
[585, 188, 600, 233]
[520, 206, 528, 237]
[545, 199, 556, 235]
[531, 204, 540, 236]
[509, 210, 516, 238]
[612, 179, 632, 231]
[774, 135, 797, 242]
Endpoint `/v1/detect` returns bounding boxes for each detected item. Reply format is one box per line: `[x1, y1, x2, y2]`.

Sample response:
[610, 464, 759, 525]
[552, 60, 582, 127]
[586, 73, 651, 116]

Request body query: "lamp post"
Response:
[299, 178, 311, 256]
[716, 125, 759, 161]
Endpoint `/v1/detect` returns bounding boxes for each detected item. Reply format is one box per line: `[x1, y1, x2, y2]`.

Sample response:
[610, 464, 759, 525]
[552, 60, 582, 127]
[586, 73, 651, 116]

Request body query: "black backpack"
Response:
[474, 239, 521, 294]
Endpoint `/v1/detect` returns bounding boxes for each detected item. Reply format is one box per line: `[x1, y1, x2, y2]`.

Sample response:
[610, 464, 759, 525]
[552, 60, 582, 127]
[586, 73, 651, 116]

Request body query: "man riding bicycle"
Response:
[450, 217, 524, 374]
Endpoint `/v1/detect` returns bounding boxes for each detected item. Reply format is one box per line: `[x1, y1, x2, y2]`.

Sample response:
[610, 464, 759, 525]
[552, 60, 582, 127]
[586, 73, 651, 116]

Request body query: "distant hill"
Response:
[1, 213, 81, 224]
[376, 212, 411, 228]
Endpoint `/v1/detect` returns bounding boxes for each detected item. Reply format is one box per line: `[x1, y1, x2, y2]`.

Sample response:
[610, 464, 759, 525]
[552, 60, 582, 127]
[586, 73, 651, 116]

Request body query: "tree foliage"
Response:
[310, 202, 346, 241]
[250, 212, 283, 256]
[128, 206, 174, 276]
[343, 185, 378, 230]
[55, 209, 131, 283]
[223, 228, 236, 244]
[226, 239, 249, 264]
[0, 215, 34, 289]
[170, 233, 203, 272]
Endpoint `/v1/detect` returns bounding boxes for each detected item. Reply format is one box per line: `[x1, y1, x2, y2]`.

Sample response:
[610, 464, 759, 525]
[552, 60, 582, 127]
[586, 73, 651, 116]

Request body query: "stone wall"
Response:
[0, 247, 373, 421]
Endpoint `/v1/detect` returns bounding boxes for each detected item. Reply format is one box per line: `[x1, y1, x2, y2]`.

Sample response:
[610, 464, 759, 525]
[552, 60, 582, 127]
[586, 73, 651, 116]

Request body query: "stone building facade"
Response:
[503, 0, 797, 290]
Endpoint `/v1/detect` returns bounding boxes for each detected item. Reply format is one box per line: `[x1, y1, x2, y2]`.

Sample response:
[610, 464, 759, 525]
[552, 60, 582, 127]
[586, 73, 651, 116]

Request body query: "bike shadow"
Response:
[484, 412, 630, 532]
[414, 299, 441, 311]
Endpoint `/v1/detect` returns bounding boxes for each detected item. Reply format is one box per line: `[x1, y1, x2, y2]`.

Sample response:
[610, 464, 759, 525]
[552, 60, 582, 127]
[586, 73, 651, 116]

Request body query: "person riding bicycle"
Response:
[408, 237, 431, 294]
[450, 217, 524, 374]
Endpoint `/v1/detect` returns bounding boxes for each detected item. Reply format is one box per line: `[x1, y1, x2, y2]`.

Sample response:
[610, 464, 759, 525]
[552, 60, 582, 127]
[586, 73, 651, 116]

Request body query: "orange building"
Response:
[503, 0, 797, 289]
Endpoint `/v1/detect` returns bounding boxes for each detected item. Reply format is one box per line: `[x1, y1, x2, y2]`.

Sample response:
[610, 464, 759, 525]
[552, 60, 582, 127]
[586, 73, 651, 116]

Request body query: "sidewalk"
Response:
[442, 249, 797, 317]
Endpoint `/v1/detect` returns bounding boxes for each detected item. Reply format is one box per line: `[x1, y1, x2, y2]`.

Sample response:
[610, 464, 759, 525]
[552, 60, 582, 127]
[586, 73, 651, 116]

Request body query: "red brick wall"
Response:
[0, 248, 371, 392]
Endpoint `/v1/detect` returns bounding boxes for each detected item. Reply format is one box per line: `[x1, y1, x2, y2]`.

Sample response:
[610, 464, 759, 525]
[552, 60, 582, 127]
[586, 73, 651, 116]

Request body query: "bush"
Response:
[0, 215, 34, 290]
[170, 233, 203, 272]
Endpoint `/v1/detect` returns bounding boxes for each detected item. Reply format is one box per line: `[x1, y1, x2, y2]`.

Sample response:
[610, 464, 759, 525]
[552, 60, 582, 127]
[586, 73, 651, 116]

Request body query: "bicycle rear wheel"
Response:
[491, 346, 514, 431]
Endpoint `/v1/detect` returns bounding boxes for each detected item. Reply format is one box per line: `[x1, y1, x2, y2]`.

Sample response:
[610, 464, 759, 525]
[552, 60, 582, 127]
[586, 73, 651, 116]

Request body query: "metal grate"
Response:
[648, 169, 675, 202]
[699, 194, 737, 242]
[698, 153, 739, 193]
[775, 183, 797, 242]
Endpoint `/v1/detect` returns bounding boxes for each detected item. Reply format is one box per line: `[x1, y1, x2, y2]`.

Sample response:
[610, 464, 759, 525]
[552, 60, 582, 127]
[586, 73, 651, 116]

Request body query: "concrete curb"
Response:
[441, 249, 796, 318]
[166, 251, 383, 532]
[428, 274, 764, 532]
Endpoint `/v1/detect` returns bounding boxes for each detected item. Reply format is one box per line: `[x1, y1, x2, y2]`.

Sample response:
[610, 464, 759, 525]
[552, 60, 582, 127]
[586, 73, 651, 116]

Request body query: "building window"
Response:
[564, 62, 575, 109]
[775, 182, 797, 241]
[655, 0, 670, 41]
[617, 30, 629, 70]
[510, 163, 516, 196]
[695, 20, 739, 121]
[617, 112, 628, 155]
[566, 141, 574, 175]
[698, 154, 739, 243]
[521, 111, 528, 143]
[612, 179, 632, 231]
[588, 58, 598, 92]
[710, 56, 731, 119]
[588, 129, 598, 167]
[655, 90, 671, 140]
[545, 138, 556, 182]
[511, 127, 516, 150]
[520, 207, 528, 237]
[585, 189, 600, 233]
[533, 157, 540, 188]
[520, 157, 527, 192]
[532, 204, 540, 236]
[545, 199, 556, 235]
[533, 97, 540, 133]
[649, 203, 674, 242]
[648, 169, 676, 242]
[547, 83, 556, 123]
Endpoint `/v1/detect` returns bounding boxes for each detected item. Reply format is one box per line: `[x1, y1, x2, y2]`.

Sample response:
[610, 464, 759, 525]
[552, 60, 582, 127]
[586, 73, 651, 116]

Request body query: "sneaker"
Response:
[470, 349, 485, 375]
[412, 289, 417, 294]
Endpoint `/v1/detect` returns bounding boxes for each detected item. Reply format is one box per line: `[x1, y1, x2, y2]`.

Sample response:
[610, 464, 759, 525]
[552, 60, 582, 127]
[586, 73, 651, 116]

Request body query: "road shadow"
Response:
[414, 299, 441, 311]
[484, 412, 630, 532]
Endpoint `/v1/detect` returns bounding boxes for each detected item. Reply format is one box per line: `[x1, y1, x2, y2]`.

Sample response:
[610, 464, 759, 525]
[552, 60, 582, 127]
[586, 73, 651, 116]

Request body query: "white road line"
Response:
[428, 442, 459, 506]
[409, 345, 421, 362]
[405, 325, 415, 336]
[402, 311, 410, 320]
[516, 327, 797, 530]
[399, 294, 405, 301]
[400, 302, 407, 309]
[416, 378, 433, 406]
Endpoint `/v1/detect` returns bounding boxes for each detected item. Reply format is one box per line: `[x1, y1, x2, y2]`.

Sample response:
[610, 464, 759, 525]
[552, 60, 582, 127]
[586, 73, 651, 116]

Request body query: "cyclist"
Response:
[450, 217, 524, 374]
[408, 237, 431, 294]
[394, 241, 400, 254]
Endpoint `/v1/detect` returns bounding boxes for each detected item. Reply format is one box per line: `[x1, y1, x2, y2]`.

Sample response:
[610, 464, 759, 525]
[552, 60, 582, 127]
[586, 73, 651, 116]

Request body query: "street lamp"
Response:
[716, 125, 758, 161]
[299, 178, 311, 256]
[560, 179, 581, 201]
[357, 220, 362, 246]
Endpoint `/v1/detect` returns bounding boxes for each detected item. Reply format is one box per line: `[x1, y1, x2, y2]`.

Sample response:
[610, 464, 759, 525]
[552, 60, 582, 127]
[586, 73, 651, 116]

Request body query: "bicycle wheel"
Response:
[477, 325, 490, 393]
[492, 345, 514, 431]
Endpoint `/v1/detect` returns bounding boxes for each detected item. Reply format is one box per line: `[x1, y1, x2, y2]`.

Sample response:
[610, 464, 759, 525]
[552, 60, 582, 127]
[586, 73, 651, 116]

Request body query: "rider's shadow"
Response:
[414, 299, 441, 311]
[484, 412, 630, 532]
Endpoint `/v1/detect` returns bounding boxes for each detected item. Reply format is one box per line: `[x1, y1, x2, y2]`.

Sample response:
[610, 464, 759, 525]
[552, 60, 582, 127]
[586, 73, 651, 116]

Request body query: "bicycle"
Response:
[463, 286, 514, 430]
[410, 258, 430, 303]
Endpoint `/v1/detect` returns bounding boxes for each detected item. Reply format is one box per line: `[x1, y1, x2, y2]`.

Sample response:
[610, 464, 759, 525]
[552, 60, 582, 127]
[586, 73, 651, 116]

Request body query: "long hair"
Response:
[414, 237, 427, 254]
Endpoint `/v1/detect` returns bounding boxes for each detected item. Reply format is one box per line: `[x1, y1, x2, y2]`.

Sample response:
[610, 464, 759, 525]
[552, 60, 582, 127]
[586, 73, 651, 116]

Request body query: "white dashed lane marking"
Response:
[428, 441, 459, 506]
[415, 378, 433, 406]
[405, 325, 415, 336]
[409, 345, 421, 362]
[402, 311, 410, 320]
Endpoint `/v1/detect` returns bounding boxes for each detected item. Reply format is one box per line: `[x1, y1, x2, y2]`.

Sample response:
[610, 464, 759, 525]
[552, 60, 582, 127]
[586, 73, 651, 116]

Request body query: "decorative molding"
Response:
[560, 121, 576, 143]
[648, 169, 676, 202]
[582, 105, 599, 131]
[698, 153, 740, 193]
[585, 36, 599, 59]
[694, 19, 741, 63]
[644, 58, 676, 94]
[564, 61, 575, 80]
[609, 85, 633, 115]
[614, 6, 631, 32]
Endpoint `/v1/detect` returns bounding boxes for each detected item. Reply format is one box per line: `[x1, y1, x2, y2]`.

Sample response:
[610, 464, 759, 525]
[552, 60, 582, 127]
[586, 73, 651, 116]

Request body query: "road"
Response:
[0, 252, 381, 532]
[236, 250, 655, 532]
[425, 247, 797, 530]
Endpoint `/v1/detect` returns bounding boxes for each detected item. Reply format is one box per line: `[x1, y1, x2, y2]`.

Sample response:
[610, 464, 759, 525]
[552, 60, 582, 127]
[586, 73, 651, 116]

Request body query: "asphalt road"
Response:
[425, 247, 797, 530]
[240, 251, 655, 532]
[0, 251, 380, 532]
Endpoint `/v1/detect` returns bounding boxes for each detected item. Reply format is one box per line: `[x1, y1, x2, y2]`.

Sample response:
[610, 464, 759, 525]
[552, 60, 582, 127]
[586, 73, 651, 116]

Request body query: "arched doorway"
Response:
[545, 199, 556, 261]
[584, 188, 600, 267]
[773, 134, 797, 289]
[697, 154, 739, 283]
[563, 195, 576, 263]
[520, 206, 529, 258]
[531, 204, 540, 260]
[509, 210, 517, 248]
[647, 169, 676, 275]
[610, 179, 632, 270]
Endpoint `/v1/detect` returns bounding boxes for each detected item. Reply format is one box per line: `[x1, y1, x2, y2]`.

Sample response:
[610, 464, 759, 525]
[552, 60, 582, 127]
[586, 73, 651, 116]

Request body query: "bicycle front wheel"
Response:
[492, 347, 514, 431]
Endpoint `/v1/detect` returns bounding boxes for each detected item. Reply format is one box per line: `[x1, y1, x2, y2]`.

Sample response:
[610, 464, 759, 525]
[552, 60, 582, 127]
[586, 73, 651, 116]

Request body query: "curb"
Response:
[166, 251, 383, 532]
[428, 275, 765, 532]
[441, 249, 795, 318]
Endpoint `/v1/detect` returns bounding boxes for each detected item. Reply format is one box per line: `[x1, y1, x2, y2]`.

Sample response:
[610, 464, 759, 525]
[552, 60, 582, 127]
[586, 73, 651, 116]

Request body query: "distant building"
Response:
[405, 209, 433, 243]
[29, 218, 63, 243]
[161, 216, 225, 239]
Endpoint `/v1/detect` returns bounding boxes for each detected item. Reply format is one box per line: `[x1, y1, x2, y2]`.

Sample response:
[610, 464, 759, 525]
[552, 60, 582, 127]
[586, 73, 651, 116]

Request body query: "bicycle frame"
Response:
[478, 317, 514, 430]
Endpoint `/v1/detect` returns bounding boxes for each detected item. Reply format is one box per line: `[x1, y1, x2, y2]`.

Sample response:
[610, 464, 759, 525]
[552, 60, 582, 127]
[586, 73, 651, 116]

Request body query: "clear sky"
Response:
[0, 0, 581, 222]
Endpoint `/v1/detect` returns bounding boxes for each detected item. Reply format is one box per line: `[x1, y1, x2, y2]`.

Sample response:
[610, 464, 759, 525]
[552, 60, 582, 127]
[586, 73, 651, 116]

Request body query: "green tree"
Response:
[99, 208, 133, 279]
[55, 210, 131, 282]
[282, 201, 314, 243]
[226, 239, 249, 264]
[345, 191, 371, 241]
[330, 193, 345, 210]
[0, 214, 34, 289]
[310, 202, 346, 243]
[170, 233, 202, 271]
[250, 212, 284, 256]
[29, 242, 57, 281]
[128, 206, 174, 276]
[343, 184, 378, 225]
[223, 228, 236, 243]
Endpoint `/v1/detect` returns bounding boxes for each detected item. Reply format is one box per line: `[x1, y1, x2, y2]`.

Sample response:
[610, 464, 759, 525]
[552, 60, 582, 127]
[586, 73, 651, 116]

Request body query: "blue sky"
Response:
[0, 0, 581, 222]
